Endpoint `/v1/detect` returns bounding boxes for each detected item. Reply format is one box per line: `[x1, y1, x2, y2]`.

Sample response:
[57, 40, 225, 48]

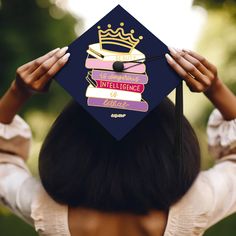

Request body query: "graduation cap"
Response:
[54, 4, 183, 158]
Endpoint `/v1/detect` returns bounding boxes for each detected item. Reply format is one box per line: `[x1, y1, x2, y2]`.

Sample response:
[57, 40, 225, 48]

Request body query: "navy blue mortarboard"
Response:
[54, 4, 183, 143]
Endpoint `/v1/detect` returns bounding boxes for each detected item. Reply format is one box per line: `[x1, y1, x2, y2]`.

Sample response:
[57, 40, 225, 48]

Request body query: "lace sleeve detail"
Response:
[0, 115, 32, 160]
[207, 109, 236, 159]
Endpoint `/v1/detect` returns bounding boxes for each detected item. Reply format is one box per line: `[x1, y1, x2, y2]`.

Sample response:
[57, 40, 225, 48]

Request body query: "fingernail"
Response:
[175, 48, 182, 52]
[168, 47, 177, 55]
[58, 46, 69, 56]
[183, 48, 190, 53]
[176, 48, 186, 56]
[62, 53, 70, 61]
[50, 48, 60, 54]
[165, 53, 174, 62]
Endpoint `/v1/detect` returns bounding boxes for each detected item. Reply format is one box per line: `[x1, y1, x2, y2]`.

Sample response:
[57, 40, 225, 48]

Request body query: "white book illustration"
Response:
[87, 43, 145, 62]
[85, 85, 142, 101]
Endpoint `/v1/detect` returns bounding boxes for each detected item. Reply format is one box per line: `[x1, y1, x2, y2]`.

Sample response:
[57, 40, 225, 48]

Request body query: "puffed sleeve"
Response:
[0, 115, 32, 160]
[169, 109, 236, 234]
[202, 109, 236, 228]
[207, 109, 236, 159]
[0, 115, 38, 226]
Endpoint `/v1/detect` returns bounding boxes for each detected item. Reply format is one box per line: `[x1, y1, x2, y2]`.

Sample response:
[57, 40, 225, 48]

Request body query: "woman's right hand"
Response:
[165, 47, 219, 93]
[165, 48, 236, 120]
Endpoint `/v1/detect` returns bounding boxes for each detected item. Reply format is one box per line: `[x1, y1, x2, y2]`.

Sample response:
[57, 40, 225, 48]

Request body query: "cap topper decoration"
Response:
[54, 4, 182, 140]
[85, 21, 148, 113]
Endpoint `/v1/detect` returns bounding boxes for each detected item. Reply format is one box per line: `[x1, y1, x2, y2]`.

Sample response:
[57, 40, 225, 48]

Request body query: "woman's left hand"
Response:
[0, 47, 70, 124]
[12, 46, 70, 96]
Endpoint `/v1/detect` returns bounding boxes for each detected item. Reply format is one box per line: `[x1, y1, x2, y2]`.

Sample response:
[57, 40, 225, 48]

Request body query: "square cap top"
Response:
[54, 4, 181, 140]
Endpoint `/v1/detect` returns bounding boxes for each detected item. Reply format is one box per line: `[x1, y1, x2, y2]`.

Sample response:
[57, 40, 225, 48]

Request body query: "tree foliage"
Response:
[0, 0, 81, 115]
[194, 0, 236, 9]
[192, 0, 236, 129]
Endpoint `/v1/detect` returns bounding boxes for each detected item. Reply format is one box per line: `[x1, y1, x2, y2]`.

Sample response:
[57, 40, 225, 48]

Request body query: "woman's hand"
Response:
[165, 47, 218, 93]
[165, 48, 236, 120]
[0, 47, 70, 124]
[12, 46, 70, 96]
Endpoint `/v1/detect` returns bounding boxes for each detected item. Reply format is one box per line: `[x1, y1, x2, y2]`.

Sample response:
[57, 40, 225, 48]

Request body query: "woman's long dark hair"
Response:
[39, 98, 200, 215]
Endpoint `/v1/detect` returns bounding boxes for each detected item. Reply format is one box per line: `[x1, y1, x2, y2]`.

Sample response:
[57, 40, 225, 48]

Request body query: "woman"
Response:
[0, 46, 236, 236]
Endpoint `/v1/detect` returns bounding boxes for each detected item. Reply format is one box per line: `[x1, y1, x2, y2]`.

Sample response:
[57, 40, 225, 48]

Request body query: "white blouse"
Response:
[0, 109, 236, 236]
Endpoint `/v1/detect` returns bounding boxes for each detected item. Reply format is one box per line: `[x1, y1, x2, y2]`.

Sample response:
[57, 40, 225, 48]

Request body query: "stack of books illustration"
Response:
[84, 23, 149, 112]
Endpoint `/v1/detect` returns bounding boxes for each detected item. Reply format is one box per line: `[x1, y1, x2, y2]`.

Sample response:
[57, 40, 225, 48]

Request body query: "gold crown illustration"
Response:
[97, 22, 143, 54]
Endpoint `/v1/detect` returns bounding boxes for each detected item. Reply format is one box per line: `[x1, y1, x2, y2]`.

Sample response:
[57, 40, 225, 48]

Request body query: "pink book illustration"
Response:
[84, 22, 149, 113]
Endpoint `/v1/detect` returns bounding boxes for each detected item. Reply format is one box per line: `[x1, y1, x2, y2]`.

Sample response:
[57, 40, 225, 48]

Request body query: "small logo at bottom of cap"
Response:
[111, 113, 127, 118]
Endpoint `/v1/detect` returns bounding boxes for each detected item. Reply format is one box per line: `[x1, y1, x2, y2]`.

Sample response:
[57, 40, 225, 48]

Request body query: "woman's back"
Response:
[68, 208, 168, 236]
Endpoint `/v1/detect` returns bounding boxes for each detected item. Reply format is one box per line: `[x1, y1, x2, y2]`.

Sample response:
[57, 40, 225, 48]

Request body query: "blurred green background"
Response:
[0, 0, 236, 235]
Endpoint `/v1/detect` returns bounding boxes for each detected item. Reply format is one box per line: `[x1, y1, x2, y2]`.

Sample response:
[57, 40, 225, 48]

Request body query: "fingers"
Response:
[35, 53, 70, 90]
[28, 46, 69, 81]
[165, 53, 204, 92]
[182, 49, 217, 75]
[15, 46, 70, 93]
[17, 48, 60, 74]
[181, 53, 213, 79]
[168, 48, 210, 87]
[166, 48, 219, 93]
